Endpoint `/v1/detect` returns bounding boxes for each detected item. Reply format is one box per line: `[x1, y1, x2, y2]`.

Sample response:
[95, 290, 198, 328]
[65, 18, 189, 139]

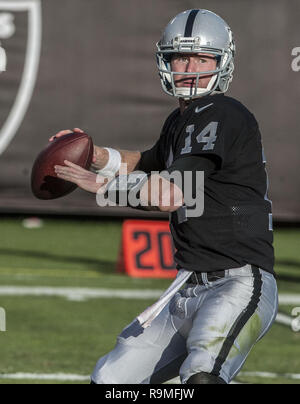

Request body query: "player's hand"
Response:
[54, 160, 109, 194]
[49, 128, 98, 165]
[49, 128, 84, 142]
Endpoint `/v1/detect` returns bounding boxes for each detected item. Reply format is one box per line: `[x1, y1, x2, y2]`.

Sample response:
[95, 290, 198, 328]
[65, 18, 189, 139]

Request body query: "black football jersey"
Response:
[139, 94, 275, 275]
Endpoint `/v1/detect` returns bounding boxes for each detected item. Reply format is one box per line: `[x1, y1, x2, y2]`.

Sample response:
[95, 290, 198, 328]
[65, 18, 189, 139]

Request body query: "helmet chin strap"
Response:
[175, 74, 218, 99]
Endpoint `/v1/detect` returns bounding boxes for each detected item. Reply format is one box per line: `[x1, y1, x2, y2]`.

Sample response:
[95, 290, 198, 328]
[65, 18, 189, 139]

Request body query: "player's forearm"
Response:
[93, 146, 141, 174]
[103, 172, 184, 213]
[140, 174, 184, 213]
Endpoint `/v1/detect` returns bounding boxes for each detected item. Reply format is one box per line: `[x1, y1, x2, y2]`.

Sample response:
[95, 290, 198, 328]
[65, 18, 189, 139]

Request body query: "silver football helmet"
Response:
[156, 10, 235, 99]
[0, 41, 7, 72]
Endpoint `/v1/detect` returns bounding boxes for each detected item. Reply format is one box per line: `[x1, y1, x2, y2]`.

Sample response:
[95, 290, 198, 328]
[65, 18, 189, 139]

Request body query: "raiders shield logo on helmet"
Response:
[0, 0, 42, 155]
[0, 40, 6, 72]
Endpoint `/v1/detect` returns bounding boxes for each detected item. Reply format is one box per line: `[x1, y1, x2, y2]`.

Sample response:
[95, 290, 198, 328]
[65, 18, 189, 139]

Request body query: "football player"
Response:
[53, 10, 278, 384]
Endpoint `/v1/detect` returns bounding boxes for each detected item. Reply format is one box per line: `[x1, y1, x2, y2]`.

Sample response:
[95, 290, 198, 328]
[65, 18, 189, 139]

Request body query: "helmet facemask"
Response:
[156, 39, 234, 99]
[156, 10, 235, 99]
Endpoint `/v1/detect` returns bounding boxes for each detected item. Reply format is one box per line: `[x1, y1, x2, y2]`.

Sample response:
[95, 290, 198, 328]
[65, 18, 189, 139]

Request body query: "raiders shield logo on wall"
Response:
[0, 0, 41, 155]
[0, 40, 7, 71]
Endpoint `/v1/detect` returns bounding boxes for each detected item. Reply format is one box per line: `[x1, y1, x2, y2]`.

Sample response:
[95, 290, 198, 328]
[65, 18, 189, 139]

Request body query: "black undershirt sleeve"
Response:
[137, 139, 166, 173]
[166, 154, 217, 178]
[164, 155, 217, 201]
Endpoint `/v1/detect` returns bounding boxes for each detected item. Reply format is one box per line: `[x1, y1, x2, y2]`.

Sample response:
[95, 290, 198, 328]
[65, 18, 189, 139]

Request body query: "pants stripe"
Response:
[211, 265, 263, 376]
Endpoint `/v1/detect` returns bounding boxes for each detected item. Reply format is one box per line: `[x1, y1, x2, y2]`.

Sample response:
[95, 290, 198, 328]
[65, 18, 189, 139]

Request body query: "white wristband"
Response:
[96, 148, 122, 178]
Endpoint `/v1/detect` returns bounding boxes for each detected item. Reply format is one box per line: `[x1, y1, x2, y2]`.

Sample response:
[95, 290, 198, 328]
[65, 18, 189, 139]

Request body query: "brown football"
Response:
[31, 132, 94, 200]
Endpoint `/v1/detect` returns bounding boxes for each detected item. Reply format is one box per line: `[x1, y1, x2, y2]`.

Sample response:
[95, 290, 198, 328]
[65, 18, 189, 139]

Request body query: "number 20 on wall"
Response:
[119, 220, 178, 279]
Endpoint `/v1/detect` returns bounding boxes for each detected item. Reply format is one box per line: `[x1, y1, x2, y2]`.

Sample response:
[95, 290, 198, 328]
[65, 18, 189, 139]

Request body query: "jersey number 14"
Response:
[181, 122, 219, 155]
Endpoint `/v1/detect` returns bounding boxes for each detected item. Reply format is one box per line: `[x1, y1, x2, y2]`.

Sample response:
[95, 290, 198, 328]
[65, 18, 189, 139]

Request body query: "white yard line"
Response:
[0, 286, 298, 329]
[0, 371, 299, 383]
[0, 286, 298, 305]
[0, 286, 162, 301]
[239, 371, 300, 380]
[0, 285, 297, 384]
[279, 294, 300, 306]
[0, 373, 90, 381]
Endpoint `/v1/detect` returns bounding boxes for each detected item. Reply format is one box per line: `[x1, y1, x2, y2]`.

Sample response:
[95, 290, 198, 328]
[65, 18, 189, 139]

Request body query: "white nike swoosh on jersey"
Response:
[195, 103, 214, 114]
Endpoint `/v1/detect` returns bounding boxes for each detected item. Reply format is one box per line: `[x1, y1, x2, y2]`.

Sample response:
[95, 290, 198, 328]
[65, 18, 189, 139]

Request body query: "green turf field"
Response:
[0, 217, 299, 384]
